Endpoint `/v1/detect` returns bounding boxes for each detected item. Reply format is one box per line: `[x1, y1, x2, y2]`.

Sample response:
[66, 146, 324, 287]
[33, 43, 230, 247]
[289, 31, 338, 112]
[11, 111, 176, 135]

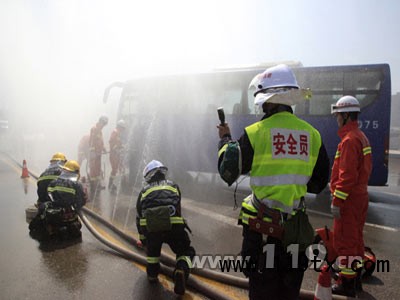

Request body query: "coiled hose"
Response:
[10, 153, 348, 300]
[78, 210, 234, 300]
[80, 207, 350, 300]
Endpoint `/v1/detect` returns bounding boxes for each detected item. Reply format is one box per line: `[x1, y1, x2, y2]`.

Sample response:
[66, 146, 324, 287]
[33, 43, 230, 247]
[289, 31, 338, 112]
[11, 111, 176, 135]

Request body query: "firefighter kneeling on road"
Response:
[29, 160, 87, 242]
[136, 160, 195, 296]
[36, 152, 67, 206]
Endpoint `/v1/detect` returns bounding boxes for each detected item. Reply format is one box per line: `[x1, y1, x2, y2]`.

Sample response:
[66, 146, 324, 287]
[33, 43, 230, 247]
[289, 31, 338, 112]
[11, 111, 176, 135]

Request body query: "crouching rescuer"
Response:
[216, 64, 330, 299]
[29, 160, 87, 241]
[136, 160, 195, 296]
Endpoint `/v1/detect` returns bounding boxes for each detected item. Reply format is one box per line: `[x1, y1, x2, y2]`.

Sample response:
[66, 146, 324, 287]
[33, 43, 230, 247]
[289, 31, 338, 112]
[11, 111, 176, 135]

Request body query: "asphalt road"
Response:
[0, 156, 216, 300]
[1, 153, 400, 299]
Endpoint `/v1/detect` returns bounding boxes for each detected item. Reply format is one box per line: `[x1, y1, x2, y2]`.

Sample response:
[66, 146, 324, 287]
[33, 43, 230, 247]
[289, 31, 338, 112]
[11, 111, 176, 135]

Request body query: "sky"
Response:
[0, 0, 399, 166]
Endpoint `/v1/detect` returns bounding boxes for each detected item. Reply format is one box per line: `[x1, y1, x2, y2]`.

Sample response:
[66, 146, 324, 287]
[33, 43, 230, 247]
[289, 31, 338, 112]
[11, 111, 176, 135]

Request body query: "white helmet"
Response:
[331, 96, 360, 114]
[249, 64, 308, 107]
[117, 119, 126, 129]
[99, 115, 109, 125]
[143, 160, 168, 182]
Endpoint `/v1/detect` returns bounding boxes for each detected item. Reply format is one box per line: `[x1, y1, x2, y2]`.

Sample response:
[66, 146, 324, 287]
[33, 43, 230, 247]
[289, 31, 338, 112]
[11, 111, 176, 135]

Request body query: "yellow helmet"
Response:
[50, 152, 67, 162]
[62, 160, 80, 173]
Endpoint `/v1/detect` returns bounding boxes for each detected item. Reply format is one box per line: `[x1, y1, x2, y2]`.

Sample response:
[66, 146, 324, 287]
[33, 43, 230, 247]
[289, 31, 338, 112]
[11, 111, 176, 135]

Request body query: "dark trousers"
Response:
[146, 225, 195, 279]
[241, 225, 307, 300]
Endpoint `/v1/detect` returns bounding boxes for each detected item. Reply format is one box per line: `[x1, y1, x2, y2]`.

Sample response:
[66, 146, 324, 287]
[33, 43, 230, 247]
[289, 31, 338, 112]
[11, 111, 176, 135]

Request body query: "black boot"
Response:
[355, 269, 363, 292]
[108, 177, 113, 190]
[332, 276, 356, 298]
[173, 269, 186, 296]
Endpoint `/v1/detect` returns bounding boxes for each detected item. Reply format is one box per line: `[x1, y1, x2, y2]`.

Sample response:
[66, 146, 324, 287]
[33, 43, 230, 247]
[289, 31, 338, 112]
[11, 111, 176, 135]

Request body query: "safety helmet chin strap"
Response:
[341, 112, 349, 126]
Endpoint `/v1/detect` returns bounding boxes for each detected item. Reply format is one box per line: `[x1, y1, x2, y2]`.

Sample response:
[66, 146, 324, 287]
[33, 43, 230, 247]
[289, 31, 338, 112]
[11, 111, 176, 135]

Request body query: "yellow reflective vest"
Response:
[245, 111, 321, 214]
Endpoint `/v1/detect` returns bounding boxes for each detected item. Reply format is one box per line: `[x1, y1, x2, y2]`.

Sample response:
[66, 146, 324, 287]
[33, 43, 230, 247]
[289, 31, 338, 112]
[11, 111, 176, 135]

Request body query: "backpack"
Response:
[219, 141, 242, 186]
[144, 206, 172, 233]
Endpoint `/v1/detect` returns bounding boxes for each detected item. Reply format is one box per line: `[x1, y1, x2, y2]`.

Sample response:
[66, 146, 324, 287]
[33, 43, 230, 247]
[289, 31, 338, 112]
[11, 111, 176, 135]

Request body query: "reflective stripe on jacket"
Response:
[47, 172, 87, 209]
[136, 180, 183, 230]
[245, 111, 321, 214]
[37, 162, 63, 203]
[238, 194, 273, 226]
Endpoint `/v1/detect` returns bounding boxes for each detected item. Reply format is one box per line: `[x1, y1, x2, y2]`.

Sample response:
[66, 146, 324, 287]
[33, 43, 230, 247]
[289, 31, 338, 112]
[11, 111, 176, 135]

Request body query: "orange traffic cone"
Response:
[21, 159, 30, 178]
[314, 265, 332, 300]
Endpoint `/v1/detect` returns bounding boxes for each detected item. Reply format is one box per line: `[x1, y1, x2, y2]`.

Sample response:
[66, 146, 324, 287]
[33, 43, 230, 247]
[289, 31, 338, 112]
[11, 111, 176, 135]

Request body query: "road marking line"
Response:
[182, 199, 239, 226]
[364, 222, 398, 232]
[307, 209, 399, 232]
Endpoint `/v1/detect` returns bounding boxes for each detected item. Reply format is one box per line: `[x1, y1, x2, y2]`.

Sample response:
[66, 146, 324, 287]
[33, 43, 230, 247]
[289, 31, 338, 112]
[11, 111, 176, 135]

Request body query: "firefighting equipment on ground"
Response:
[314, 265, 332, 300]
[79, 208, 237, 300]
[18, 157, 352, 300]
[313, 226, 377, 298]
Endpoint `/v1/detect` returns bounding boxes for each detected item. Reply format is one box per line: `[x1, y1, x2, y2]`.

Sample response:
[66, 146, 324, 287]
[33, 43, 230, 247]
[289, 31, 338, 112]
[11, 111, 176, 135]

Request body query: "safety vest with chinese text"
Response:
[245, 111, 321, 214]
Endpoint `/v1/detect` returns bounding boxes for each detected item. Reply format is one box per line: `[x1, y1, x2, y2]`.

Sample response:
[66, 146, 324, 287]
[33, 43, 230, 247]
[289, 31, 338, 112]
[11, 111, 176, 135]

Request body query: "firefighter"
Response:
[89, 115, 108, 192]
[330, 95, 372, 297]
[77, 134, 90, 166]
[36, 152, 67, 206]
[136, 160, 195, 296]
[108, 119, 126, 193]
[216, 64, 330, 299]
[29, 160, 87, 241]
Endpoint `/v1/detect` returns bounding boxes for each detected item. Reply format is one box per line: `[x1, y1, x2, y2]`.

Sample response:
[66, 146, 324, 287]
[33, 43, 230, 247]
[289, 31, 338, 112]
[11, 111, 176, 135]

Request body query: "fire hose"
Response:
[11, 153, 350, 300]
[81, 207, 350, 300]
[78, 209, 233, 300]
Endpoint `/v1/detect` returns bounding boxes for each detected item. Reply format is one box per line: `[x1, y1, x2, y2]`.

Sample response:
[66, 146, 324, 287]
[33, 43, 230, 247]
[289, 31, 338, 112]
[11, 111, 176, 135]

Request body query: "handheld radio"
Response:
[217, 107, 225, 126]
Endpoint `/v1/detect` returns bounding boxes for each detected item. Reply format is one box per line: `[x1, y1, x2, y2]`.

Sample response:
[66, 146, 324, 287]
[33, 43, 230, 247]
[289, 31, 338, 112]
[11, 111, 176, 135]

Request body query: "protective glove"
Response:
[331, 204, 341, 219]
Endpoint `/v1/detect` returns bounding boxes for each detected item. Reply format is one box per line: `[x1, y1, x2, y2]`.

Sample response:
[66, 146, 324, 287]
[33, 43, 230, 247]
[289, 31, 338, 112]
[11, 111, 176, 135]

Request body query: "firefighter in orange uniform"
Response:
[330, 95, 372, 297]
[108, 119, 126, 192]
[77, 134, 90, 166]
[88, 116, 108, 192]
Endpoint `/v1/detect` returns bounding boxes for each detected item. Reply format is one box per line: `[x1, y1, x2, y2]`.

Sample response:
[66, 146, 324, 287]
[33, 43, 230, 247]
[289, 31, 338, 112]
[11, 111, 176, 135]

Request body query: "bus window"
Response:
[293, 67, 383, 116]
[217, 89, 242, 115]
